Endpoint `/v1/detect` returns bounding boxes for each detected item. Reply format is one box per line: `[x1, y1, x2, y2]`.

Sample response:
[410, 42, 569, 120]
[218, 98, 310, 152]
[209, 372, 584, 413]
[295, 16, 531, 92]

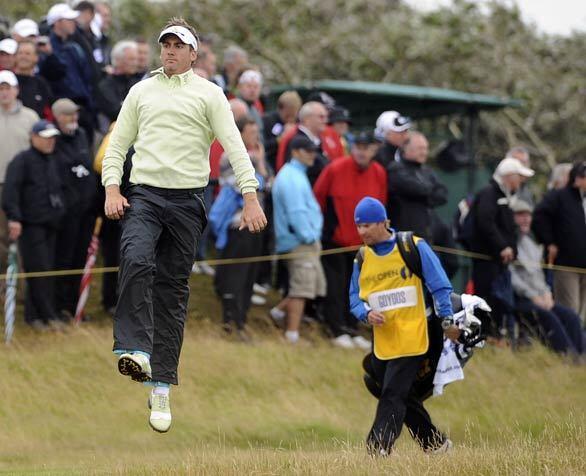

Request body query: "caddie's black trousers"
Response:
[113, 184, 206, 385]
[367, 353, 444, 454]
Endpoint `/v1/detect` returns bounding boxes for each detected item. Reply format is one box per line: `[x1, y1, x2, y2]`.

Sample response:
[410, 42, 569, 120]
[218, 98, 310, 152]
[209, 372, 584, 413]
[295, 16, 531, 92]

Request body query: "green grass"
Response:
[0, 274, 585, 475]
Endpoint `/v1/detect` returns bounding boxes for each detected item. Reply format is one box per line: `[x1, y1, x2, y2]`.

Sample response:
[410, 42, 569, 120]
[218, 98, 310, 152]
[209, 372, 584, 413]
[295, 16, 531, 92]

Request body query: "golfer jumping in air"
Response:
[102, 18, 266, 432]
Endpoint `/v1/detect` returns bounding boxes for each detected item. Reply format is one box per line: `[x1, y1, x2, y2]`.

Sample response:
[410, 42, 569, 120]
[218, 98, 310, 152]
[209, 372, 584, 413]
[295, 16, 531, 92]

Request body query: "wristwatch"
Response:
[441, 317, 454, 331]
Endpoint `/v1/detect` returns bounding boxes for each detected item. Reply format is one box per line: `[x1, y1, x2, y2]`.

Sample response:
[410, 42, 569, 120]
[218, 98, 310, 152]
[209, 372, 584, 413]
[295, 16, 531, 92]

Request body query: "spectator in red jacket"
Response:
[313, 131, 387, 349]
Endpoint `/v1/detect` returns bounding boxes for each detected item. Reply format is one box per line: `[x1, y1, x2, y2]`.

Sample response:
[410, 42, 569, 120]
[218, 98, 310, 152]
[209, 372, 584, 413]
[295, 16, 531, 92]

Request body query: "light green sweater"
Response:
[102, 67, 258, 194]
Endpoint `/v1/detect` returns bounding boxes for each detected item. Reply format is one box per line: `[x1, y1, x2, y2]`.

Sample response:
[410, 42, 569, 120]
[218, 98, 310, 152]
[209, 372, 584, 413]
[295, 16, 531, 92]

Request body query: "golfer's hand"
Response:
[240, 192, 267, 233]
[104, 185, 130, 220]
[444, 325, 461, 342]
[7, 221, 22, 241]
[367, 311, 385, 326]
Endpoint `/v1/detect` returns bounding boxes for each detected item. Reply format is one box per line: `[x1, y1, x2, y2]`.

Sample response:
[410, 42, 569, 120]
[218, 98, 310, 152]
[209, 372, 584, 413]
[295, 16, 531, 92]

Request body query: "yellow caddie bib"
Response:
[358, 243, 428, 360]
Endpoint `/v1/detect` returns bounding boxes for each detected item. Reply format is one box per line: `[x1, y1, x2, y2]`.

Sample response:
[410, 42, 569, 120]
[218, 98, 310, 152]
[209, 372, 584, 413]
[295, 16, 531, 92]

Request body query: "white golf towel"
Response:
[433, 339, 464, 396]
[432, 294, 490, 396]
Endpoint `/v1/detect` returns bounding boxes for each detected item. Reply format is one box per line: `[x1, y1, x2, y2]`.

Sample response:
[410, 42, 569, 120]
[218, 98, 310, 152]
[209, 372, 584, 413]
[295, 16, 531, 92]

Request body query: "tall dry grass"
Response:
[0, 320, 584, 475]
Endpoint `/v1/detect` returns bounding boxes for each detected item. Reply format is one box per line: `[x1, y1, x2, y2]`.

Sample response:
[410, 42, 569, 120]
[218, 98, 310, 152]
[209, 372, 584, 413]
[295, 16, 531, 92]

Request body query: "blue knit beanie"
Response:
[354, 197, 387, 224]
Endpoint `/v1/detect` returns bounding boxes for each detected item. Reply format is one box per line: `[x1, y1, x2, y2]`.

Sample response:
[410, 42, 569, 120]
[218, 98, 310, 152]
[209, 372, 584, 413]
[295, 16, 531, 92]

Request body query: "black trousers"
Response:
[214, 228, 263, 329]
[320, 246, 356, 337]
[19, 224, 59, 323]
[54, 208, 95, 315]
[367, 352, 444, 453]
[100, 216, 121, 310]
[114, 185, 206, 385]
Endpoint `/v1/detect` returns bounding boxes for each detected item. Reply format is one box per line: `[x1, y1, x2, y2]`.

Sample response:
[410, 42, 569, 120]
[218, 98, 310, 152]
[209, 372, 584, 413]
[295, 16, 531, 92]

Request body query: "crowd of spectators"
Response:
[0, 4, 584, 358]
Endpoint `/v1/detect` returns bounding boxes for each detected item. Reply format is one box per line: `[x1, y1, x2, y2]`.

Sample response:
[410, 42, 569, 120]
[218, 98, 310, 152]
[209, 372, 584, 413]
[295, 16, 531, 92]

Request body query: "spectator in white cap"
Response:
[506, 145, 534, 205]
[467, 156, 534, 339]
[43, 3, 95, 144]
[14, 40, 54, 118]
[236, 68, 264, 135]
[101, 17, 265, 433]
[12, 18, 65, 88]
[510, 198, 583, 357]
[11, 19, 40, 42]
[373, 110, 412, 169]
[0, 69, 39, 284]
[47, 3, 80, 28]
[0, 38, 18, 70]
[0, 70, 39, 184]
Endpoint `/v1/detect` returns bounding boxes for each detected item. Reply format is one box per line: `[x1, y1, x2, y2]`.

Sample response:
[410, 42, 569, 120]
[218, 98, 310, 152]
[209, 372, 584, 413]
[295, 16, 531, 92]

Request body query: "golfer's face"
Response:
[160, 35, 196, 75]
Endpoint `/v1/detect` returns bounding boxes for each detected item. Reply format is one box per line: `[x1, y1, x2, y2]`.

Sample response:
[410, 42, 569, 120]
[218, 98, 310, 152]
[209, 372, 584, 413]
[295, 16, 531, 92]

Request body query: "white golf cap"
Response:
[495, 157, 535, 178]
[12, 19, 40, 38]
[0, 70, 18, 87]
[374, 110, 411, 139]
[158, 25, 198, 51]
[0, 38, 18, 55]
[47, 3, 80, 26]
[238, 69, 262, 85]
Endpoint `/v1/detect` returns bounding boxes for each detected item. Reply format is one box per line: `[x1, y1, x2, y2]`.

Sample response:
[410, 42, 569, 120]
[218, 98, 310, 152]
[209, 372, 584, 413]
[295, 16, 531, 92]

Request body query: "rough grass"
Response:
[0, 274, 584, 475]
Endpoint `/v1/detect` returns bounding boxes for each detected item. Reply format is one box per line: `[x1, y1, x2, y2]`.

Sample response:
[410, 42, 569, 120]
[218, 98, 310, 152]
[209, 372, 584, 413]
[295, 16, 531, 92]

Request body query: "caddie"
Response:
[349, 196, 460, 455]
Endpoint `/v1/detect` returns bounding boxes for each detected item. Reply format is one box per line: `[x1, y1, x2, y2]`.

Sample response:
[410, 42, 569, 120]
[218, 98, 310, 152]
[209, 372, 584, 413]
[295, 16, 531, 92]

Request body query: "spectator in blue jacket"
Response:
[210, 116, 269, 342]
[270, 135, 326, 344]
[43, 4, 95, 143]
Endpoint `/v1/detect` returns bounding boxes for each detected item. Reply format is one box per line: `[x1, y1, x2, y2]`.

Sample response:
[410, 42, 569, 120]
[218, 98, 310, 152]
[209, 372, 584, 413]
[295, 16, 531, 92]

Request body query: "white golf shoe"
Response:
[148, 390, 172, 433]
[118, 353, 152, 382]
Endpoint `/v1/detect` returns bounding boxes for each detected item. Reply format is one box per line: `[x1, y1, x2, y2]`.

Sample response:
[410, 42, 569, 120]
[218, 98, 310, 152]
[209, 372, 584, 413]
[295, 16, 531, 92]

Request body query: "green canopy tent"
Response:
[268, 79, 521, 192]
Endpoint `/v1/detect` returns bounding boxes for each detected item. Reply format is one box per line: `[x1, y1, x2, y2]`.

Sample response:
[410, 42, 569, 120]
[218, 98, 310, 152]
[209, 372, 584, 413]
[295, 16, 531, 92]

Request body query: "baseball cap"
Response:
[0, 70, 18, 87]
[12, 19, 39, 38]
[238, 69, 262, 85]
[47, 3, 80, 26]
[354, 131, 379, 145]
[158, 25, 198, 51]
[0, 38, 18, 55]
[510, 198, 533, 214]
[495, 157, 535, 178]
[290, 135, 318, 152]
[328, 106, 351, 125]
[354, 197, 387, 224]
[32, 120, 61, 138]
[374, 111, 411, 139]
[51, 98, 80, 116]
